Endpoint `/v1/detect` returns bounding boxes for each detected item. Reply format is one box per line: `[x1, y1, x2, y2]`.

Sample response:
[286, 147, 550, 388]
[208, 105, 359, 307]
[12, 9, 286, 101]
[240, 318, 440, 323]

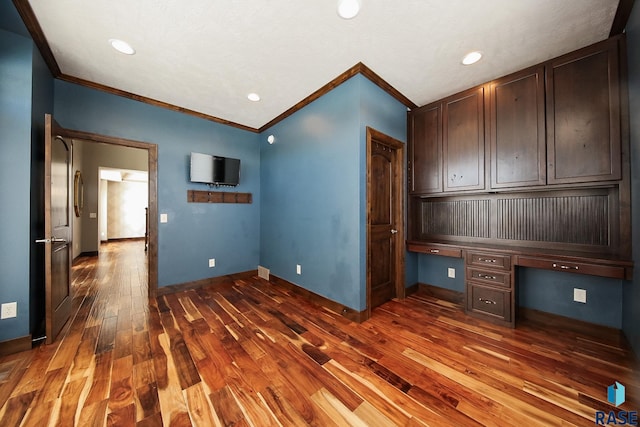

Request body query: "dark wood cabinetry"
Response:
[516, 255, 630, 280]
[443, 87, 485, 192]
[407, 36, 629, 256]
[409, 104, 442, 194]
[546, 37, 622, 184]
[407, 35, 632, 328]
[406, 241, 462, 258]
[465, 250, 515, 327]
[489, 66, 546, 188]
[409, 36, 625, 194]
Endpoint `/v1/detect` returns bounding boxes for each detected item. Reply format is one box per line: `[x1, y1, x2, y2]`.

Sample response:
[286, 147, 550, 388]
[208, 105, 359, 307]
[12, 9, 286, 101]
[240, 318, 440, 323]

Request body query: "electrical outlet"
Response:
[447, 267, 456, 278]
[573, 288, 587, 303]
[209, 258, 215, 268]
[160, 213, 168, 223]
[296, 264, 302, 275]
[1, 302, 17, 319]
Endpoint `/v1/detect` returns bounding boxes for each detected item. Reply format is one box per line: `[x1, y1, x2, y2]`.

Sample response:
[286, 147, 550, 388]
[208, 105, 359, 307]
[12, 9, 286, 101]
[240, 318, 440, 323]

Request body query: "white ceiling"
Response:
[27, 0, 619, 130]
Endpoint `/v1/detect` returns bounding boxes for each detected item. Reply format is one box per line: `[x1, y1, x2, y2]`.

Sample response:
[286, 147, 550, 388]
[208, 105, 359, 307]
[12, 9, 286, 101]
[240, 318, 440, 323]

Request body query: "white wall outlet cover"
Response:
[296, 264, 302, 275]
[209, 258, 215, 268]
[1, 302, 17, 319]
[573, 288, 587, 303]
[447, 267, 456, 278]
[160, 213, 168, 223]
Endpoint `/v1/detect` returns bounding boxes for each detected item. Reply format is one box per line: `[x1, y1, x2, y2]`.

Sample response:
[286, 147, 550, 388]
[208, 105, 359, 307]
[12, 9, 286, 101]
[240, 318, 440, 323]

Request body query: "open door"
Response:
[36, 114, 73, 344]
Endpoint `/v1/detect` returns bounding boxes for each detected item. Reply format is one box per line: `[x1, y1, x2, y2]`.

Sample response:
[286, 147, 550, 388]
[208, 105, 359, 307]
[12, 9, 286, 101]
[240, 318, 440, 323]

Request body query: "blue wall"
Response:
[417, 254, 465, 292]
[53, 81, 261, 288]
[0, 29, 34, 341]
[0, 0, 29, 38]
[519, 268, 623, 328]
[260, 75, 407, 311]
[624, 2, 640, 355]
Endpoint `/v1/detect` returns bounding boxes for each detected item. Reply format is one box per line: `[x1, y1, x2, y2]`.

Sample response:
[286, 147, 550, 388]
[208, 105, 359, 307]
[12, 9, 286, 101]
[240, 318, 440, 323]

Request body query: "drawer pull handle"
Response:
[478, 298, 496, 305]
[478, 258, 496, 263]
[552, 263, 579, 270]
[430, 249, 440, 254]
[478, 274, 496, 280]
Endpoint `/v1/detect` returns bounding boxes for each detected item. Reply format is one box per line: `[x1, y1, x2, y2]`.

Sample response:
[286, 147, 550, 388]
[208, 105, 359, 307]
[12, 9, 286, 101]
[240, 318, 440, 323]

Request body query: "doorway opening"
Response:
[63, 128, 158, 298]
[97, 167, 149, 249]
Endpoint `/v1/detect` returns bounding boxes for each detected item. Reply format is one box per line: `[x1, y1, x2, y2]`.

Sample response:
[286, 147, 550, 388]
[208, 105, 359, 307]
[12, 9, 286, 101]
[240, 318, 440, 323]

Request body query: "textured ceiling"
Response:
[26, 0, 619, 130]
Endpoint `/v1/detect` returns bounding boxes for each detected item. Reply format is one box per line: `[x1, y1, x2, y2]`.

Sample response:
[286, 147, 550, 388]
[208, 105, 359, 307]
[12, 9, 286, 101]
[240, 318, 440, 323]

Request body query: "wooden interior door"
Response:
[367, 128, 405, 315]
[40, 114, 73, 344]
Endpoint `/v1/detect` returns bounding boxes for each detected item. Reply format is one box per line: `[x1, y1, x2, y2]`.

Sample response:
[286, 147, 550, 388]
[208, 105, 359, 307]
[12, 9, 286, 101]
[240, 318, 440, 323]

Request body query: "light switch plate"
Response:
[160, 213, 168, 223]
[296, 264, 302, 275]
[447, 268, 456, 278]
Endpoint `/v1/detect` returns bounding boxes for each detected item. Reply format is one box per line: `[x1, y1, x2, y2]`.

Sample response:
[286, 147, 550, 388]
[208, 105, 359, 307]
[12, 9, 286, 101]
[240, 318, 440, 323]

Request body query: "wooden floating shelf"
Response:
[187, 190, 252, 204]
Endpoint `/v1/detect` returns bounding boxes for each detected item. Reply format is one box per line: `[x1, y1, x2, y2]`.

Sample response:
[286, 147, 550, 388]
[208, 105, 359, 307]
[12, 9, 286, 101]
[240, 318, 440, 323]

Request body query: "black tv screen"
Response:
[220, 157, 240, 186]
[190, 152, 240, 186]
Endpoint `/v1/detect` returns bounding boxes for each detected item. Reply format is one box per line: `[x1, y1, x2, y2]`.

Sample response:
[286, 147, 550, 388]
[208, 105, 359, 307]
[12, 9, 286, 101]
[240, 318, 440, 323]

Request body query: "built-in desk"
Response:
[407, 241, 633, 327]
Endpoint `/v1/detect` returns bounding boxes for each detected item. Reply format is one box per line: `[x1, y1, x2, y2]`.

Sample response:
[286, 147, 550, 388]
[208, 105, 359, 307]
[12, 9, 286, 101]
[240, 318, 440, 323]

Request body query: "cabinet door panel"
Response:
[409, 104, 442, 194]
[546, 38, 621, 183]
[443, 87, 485, 191]
[490, 67, 546, 188]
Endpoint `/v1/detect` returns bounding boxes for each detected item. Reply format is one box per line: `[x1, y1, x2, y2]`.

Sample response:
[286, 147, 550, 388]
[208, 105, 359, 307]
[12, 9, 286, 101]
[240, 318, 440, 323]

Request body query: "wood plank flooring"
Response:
[0, 240, 638, 426]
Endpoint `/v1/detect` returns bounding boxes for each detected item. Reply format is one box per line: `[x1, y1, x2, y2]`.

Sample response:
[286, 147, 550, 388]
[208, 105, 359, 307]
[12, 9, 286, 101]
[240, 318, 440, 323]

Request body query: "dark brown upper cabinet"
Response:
[409, 104, 442, 194]
[489, 66, 546, 189]
[546, 37, 622, 184]
[443, 86, 485, 192]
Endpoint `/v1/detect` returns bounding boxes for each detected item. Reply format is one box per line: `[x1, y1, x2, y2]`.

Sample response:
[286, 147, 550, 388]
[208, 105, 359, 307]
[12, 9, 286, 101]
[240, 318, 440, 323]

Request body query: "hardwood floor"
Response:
[0, 240, 637, 426]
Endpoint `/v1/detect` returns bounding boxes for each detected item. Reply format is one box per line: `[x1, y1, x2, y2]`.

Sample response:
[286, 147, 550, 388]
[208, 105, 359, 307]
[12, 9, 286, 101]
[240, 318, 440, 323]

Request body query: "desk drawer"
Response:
[517, 256, 627, 279]
[407, 243, 462, 258]
[467, 284, 512, 322]
[467, 251, 511, 270]
[467, 267, 511, 288]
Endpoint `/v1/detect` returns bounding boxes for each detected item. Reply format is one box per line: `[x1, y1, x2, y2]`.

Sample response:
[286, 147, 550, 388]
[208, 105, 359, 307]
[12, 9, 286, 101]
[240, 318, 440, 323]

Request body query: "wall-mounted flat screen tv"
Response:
[190, 152, 240, 186]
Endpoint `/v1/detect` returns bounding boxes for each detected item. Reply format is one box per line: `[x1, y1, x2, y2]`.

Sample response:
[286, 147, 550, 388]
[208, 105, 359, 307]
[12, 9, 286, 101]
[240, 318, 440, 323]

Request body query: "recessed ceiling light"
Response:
[337, 0, 361, 19]
[109, 38, 135, 55]
[247, 93, 261, 102]
[462, 51, 482, 65]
